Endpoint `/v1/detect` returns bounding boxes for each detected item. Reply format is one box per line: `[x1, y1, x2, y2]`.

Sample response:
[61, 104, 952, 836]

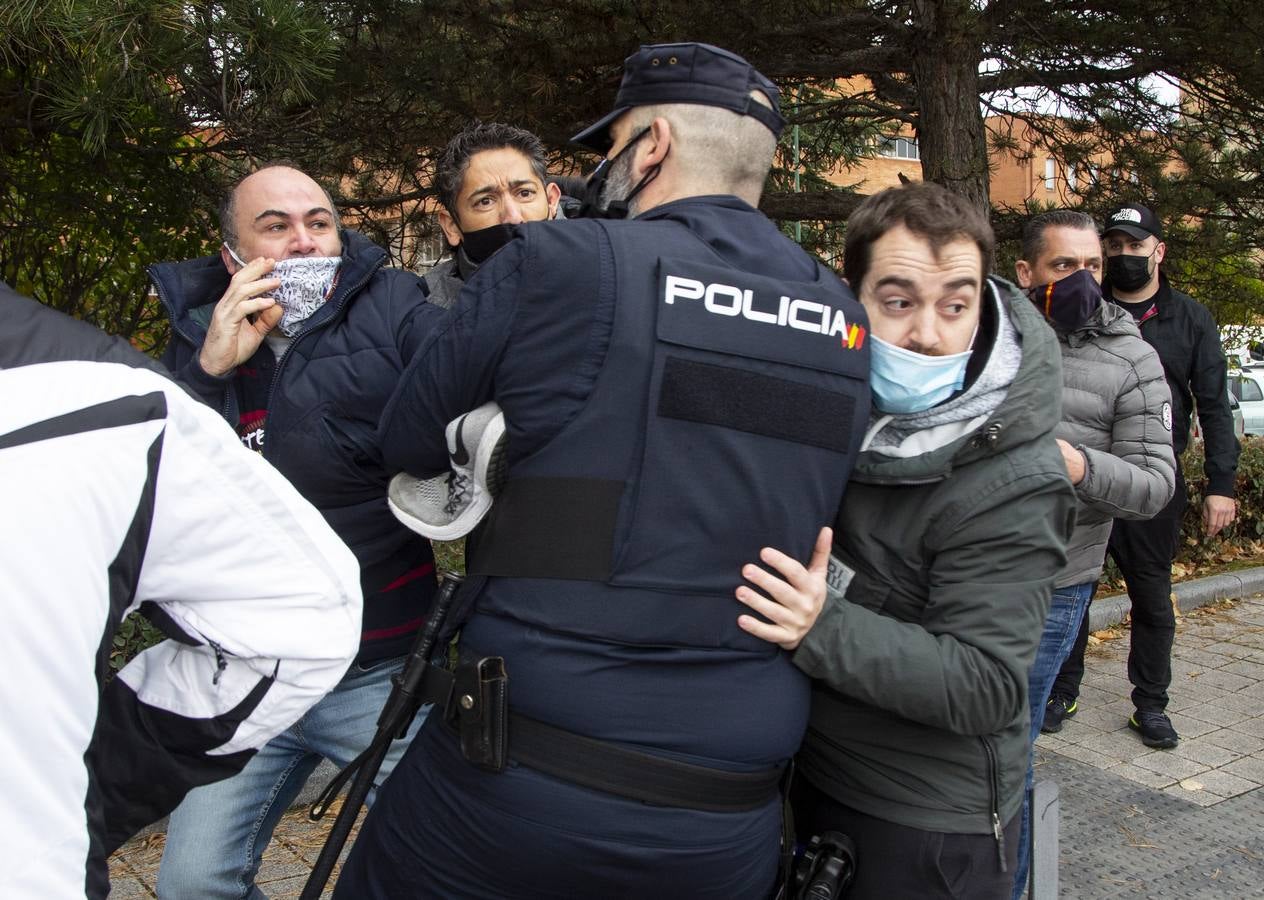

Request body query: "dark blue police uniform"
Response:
[336, 44, 870, 900]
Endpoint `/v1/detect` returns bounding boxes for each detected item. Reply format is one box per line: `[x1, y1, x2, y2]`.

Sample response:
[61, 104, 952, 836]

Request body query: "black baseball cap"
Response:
[1103, 203, 1164, 240]
[571, 42, 785, 154]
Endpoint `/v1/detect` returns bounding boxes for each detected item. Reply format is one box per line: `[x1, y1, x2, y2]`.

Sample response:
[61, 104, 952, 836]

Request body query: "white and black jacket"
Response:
[0, 288, 362, 899]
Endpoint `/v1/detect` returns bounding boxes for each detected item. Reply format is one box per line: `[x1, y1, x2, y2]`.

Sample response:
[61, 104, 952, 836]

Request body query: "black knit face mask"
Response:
[459, 223, 519, 265]
[1029, 268, 1102, 332]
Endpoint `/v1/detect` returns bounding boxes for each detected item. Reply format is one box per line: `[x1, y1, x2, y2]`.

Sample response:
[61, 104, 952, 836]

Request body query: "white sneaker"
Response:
[388, 402, 507, 540]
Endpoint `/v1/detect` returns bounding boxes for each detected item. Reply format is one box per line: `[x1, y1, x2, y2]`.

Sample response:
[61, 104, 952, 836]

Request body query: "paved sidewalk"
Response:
[110, 582, 1264, 898]
[1042, 591, 1264, 898]
[108, 799, 356, 899]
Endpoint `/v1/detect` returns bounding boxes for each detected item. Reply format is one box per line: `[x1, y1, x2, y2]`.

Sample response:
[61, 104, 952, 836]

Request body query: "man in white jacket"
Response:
[0, 287, 362, 899]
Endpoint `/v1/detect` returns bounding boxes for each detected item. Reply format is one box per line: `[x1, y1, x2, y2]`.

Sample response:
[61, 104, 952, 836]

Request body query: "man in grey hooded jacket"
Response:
[782, 183, 1076, 899]
[1009, 208, 1176, 897]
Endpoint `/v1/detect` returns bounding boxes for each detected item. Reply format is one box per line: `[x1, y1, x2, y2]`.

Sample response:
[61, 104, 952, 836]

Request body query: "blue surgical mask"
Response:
[869, 334, 972, 414]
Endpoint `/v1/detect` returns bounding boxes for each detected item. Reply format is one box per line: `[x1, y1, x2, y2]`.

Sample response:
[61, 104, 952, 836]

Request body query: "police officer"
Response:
[337, 42, 870, 899]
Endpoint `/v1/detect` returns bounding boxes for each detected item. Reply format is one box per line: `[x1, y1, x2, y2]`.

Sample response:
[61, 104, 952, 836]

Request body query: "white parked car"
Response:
[1229, 369, 1264, 436]
[1192, 386, 1246, 441]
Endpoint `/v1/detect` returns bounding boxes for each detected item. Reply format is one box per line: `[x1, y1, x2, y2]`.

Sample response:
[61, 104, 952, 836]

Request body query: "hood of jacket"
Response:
[150, 229, 388, 344]
[853, 275, 1063, 485]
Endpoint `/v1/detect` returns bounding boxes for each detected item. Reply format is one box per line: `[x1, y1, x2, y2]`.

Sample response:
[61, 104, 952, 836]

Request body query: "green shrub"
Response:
[1101, 434, 1264, 589]
[1177, 434, 1264, 563]
[108, 611, 164, 680]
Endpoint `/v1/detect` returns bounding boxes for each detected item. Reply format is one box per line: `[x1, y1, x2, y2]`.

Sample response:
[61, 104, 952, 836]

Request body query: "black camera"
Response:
[793, 831, 856, 900]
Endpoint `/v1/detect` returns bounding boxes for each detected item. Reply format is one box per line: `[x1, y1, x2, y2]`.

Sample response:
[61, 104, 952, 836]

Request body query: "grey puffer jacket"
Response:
[793, 278, 1076, 855]
[1054, 300, 1175, 587]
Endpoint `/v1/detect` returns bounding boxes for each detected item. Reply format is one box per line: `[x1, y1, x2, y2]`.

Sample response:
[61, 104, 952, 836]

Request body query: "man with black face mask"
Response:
[1051, 203, 1241, 753]
[1010, 209, 1175, 898]
[425, 122, 561, 308]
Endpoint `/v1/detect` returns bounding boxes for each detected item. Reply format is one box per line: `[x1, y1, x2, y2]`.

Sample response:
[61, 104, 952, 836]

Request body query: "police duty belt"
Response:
[422, 656, 783, 813]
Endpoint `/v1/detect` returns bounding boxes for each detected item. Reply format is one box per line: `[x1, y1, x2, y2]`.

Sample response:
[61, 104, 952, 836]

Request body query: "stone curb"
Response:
[1088, 566, 1264, 631]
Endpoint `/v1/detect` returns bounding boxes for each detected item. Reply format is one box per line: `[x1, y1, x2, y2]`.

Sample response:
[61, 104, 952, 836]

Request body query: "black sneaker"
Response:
[1129, 710, 1179, 749]
[1040, 695, 1078, 734]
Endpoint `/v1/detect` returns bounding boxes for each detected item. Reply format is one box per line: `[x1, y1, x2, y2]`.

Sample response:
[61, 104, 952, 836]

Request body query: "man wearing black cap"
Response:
[336, 42, 869, 898]
[1046, 203, 1239, 751]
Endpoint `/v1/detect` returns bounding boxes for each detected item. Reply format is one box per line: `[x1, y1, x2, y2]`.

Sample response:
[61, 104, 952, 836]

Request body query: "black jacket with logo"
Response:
[1108, 274, 1239, 496]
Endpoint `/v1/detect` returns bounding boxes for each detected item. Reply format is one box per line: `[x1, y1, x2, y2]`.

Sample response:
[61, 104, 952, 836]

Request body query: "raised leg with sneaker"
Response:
[388, 402, 507, 541]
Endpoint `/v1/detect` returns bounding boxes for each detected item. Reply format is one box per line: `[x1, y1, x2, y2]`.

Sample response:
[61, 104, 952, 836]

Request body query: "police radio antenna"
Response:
[300, 571, 465, 899]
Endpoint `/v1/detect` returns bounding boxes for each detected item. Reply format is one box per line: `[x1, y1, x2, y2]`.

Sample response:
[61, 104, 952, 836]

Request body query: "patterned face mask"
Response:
[225, 245, 342, 336]
[270, 256, 341, 336]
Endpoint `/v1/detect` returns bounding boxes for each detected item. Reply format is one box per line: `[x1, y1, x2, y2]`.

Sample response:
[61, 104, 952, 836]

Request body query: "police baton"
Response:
[300, 570, 464, 899]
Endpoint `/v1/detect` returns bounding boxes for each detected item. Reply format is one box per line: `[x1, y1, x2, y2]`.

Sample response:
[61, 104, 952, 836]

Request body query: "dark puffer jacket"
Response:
[1107, 275, 1238, 495]
[151, 230, 444, 662]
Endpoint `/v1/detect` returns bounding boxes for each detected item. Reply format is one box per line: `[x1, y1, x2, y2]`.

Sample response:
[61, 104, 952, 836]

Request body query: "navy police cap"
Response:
[571, 42, 786, 154]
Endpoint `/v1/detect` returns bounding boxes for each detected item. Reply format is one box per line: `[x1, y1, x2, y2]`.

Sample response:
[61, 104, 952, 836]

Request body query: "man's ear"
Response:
[1153, 240, 1166, 265]
[438, 208, 462, 247]
[545, 181, 562, 219]
[643, 117, 672, 169]
[1014, 260, 1033, 289]
[220, 243, 241, 274]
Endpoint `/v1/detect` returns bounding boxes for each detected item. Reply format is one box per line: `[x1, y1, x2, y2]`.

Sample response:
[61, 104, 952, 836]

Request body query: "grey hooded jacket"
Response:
[793, 278, 1077, 848]
[1054, 300, 1176, 587]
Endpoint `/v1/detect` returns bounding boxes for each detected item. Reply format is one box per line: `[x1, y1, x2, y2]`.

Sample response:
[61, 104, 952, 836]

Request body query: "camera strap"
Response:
[777, 760, 797, 899]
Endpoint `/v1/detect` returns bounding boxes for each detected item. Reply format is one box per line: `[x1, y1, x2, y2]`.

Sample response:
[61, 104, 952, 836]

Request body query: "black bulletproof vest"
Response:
[470, 218, 869, 601]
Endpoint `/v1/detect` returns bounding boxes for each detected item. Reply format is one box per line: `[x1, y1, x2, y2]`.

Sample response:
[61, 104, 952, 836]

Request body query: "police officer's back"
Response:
[338, 43, 870, 899]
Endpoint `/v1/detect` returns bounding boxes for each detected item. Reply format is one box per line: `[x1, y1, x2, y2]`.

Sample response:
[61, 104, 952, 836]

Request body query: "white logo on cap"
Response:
[1112, 208, 1143, 225]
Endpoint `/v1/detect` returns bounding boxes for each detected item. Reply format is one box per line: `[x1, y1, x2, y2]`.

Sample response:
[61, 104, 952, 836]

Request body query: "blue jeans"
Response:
[1012, 581, 1093, 899]
[157, 655, 428, 900]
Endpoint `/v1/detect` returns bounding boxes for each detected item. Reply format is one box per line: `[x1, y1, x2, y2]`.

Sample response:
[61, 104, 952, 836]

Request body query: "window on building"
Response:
[877, 136, 920, 160]
[1044, 158, 1056, 191]
[1066, 165, 1077, 191]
